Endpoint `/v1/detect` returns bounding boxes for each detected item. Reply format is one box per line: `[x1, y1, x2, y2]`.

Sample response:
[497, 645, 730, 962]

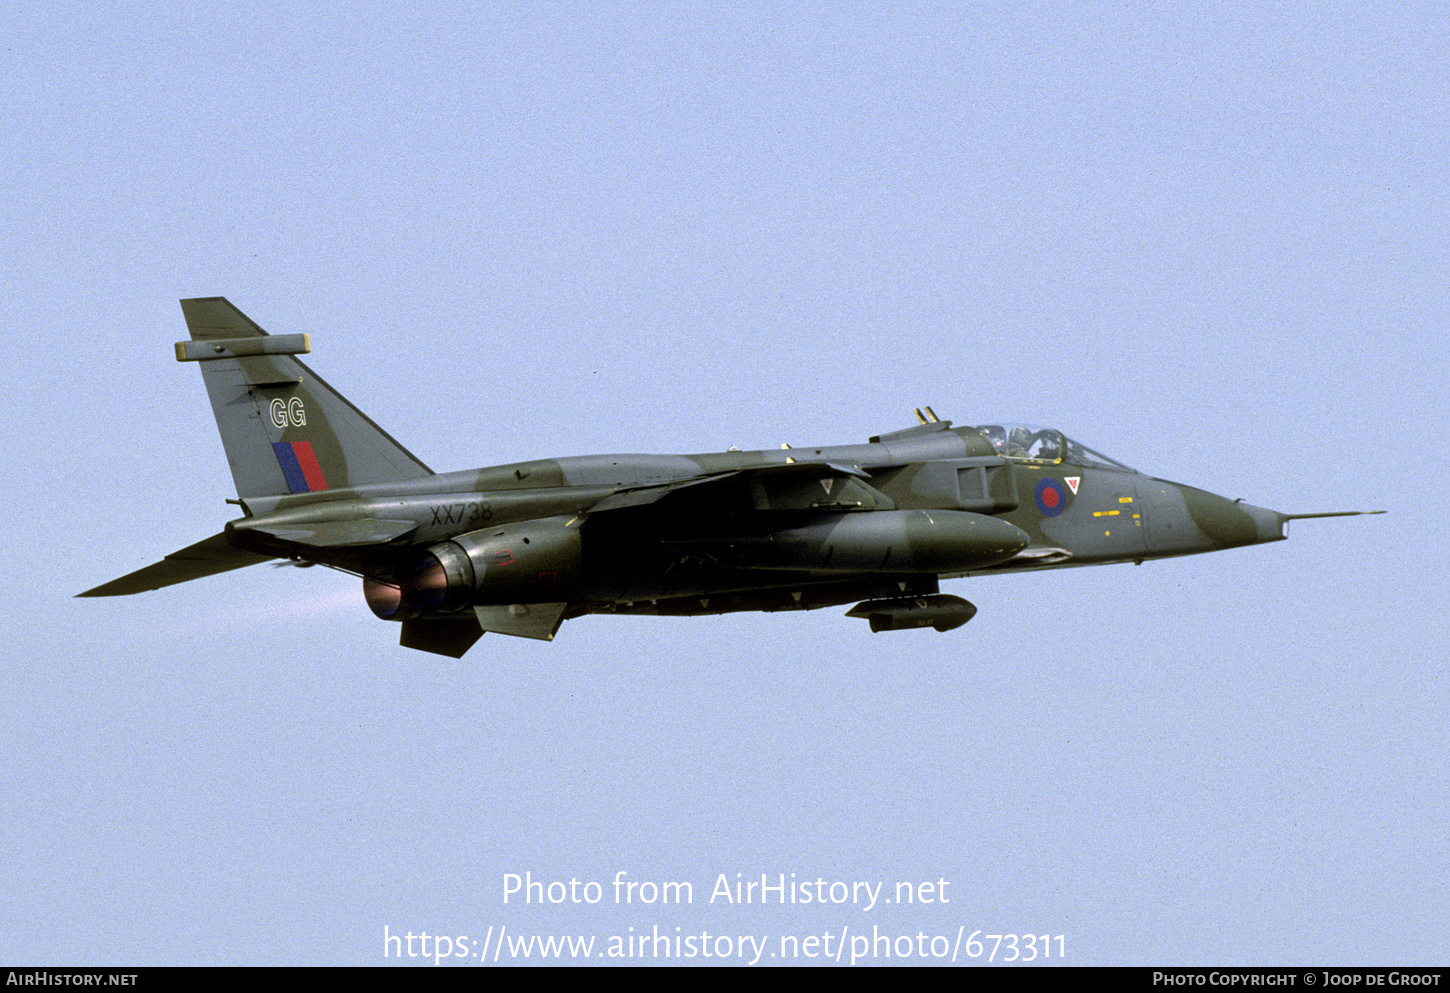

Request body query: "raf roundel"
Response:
[1035, 478, 1069, 517]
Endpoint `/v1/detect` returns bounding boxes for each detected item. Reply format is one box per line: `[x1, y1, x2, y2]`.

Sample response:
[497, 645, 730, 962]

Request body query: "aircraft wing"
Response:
[586, 461, 891, 514]
[585, 471, 745, 512]
[77, 531, 273, 597]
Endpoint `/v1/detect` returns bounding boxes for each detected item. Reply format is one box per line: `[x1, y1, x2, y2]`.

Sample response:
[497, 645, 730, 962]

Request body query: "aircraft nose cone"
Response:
[1181, 487, 1285, 547]
[1239, 503, 1288, 543]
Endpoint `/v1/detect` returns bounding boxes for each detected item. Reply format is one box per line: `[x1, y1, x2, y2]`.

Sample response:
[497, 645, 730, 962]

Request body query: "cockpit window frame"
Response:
[1063, 437, 1137, 473]
[971, 424, 1065, 465]
[972, 424, 1138, 473]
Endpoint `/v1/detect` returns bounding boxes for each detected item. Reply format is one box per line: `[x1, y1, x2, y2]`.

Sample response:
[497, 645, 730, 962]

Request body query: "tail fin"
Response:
[178, 297, 432, 500]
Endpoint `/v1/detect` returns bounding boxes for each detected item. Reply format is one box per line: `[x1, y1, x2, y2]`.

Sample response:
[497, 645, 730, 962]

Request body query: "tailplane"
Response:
[178, 297, 432, 499]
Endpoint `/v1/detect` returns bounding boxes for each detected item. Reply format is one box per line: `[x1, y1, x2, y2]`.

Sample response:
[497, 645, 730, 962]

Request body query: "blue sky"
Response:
[3, 1, 1445, 966]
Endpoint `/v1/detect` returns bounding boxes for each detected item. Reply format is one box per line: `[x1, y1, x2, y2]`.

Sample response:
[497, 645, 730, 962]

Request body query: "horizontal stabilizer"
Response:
[77, 532, 272, 597]
[236, 518, 419, 548]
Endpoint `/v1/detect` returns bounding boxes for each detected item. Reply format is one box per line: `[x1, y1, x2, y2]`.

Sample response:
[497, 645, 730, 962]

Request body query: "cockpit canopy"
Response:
[972, 424, 1137, 473]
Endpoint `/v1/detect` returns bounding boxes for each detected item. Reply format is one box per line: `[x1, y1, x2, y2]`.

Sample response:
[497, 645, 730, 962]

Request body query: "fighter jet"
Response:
[79, 298, 1384, 657]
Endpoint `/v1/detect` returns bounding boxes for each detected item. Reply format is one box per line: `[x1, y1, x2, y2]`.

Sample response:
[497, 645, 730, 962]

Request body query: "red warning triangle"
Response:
[1065, 477, 1080, 494]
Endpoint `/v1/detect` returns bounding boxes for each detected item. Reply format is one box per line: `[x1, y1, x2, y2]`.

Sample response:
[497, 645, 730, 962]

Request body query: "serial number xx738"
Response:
[429, 502, 493, 527]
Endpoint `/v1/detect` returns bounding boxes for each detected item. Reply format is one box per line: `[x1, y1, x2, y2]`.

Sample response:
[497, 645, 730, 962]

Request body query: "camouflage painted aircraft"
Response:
[79, 298, 1383, 657]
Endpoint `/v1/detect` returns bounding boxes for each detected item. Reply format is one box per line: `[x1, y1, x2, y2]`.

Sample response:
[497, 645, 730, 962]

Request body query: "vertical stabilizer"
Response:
[178, 297, 432, 499]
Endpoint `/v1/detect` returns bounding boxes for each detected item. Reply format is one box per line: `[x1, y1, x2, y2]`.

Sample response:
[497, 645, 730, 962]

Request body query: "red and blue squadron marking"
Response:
[272, 440, 328, 493]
